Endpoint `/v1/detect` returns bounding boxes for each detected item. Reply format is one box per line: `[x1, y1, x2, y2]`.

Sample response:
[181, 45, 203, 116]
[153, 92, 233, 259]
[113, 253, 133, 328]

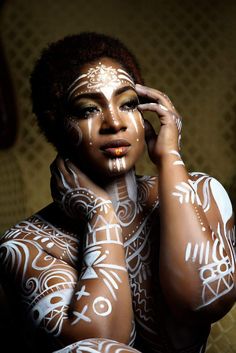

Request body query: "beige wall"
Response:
[0, 0, 235, 351]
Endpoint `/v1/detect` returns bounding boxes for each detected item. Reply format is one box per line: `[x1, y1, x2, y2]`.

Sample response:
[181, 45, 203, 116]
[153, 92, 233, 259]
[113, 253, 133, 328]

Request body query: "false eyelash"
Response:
[69, 105, 100, 119]
[121, 98, 139, 111]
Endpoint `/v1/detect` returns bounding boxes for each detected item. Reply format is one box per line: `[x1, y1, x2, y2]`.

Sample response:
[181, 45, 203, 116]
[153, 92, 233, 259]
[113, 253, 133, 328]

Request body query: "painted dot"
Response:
[93, 297, 112, 317]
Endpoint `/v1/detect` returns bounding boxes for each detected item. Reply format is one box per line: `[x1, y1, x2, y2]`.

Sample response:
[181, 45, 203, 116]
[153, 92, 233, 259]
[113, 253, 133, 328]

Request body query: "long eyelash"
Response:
[69, 105, 99, 119]
[121, 98, 139, 111]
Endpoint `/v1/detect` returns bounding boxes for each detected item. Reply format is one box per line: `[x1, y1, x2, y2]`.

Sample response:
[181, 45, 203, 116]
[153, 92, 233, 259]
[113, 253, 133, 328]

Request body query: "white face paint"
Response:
[65, 59, 145, 177]
[67, 63, 135, 101]
[108, 157, 126, 173]
[67, 63, 136, 147]
[87, 117, 93, 145]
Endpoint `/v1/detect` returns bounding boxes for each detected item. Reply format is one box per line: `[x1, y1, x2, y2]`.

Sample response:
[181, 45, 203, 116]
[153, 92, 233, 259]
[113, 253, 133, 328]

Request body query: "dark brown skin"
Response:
[0, 58, 235, 353]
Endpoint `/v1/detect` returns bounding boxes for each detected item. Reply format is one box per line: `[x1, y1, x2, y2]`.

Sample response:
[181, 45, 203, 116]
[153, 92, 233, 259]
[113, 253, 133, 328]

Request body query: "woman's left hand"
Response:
[135, 84, 182, 165]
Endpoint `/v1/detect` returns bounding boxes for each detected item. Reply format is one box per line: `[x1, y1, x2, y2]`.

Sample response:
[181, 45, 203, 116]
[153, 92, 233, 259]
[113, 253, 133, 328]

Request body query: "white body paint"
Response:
[93, 296, 112, 316]
[172, 180, 201, 205]
[169, 150, 185, 166]
[183, 174, 235, 309]
[53, 338, 141, 353]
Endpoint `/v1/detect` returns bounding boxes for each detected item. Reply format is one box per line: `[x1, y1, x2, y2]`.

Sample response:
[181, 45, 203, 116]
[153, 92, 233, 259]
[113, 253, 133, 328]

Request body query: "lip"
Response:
[100, 139, 131, 157]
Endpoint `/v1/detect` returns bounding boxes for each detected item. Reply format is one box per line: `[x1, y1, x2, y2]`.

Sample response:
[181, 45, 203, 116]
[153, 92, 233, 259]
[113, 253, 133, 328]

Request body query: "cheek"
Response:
[127, 111, 145, 141]
[64, 118, 83, 146]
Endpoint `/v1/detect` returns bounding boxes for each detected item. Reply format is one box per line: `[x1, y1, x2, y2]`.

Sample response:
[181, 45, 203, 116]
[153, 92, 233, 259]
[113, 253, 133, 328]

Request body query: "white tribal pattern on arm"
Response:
[53, 338, 141, 353]
[183, 173, 235, 308]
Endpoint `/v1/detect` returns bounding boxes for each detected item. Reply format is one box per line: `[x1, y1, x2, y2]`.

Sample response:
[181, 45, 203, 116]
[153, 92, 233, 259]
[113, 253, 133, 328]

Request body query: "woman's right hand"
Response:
[50, 155, 112, 220]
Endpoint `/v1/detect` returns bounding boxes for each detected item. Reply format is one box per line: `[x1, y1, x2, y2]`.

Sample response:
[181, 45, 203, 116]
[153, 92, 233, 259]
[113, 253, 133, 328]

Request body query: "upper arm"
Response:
[0, 231, 77, 337]
[0, 219, 134, 345]
[190, 173, 236, 313]
[192, 173, 235, 256]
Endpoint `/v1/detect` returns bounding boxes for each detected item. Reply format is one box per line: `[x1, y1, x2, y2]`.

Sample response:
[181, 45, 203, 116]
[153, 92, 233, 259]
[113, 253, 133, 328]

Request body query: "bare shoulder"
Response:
[189, 172, 235, 251]
[188, 172, 234, 219]
[0, 203, 81, 268]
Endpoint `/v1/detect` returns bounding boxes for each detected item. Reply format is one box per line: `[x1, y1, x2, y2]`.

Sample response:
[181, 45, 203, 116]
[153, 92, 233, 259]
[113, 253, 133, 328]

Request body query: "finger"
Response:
[51, 157, 72, 190]
[50, 158, 70, 190]
[56, 155, 70, 174]
[138, 102, 170, 115]
[136, 84, 175, 111]
[50, 169, 66, 192]
[50, 175, 64, 203]
[64, 159, 80, 184]
[139, 103, 182, 132]
[144, 119, 157, 153]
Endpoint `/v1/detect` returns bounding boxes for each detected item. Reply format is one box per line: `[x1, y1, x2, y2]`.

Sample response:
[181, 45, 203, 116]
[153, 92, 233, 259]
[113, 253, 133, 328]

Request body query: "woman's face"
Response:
[64, 57, 145, 179]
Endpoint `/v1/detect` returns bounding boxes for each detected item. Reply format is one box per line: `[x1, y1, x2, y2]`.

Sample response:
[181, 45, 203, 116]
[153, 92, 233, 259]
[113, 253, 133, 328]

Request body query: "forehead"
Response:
[67, 58, 135, 101]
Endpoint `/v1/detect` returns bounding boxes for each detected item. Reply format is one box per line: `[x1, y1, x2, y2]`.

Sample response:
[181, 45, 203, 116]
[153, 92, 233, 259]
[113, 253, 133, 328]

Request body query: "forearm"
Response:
[48, 158, 133, 344]
[61, 208, 133, 344]
[158, 152, 235, 316]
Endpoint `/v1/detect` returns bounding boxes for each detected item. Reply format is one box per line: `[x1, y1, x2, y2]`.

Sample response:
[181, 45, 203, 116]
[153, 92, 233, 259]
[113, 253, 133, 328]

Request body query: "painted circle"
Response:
[201, 268, 215, 280]
[93, 296, 112, 316]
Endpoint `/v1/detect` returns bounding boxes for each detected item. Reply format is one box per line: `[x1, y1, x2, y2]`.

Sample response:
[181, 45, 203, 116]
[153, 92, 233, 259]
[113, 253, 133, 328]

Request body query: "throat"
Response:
[104, 169, 138, 210]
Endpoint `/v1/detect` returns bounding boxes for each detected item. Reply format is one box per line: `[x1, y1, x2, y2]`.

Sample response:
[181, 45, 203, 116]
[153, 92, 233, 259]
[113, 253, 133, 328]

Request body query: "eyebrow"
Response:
[70, 86, 137, 103]
[115, 86, 136, 96]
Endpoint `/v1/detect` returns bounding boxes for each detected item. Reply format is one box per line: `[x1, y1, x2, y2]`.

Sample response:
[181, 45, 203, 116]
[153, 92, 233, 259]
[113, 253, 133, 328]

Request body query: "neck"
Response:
[103, 169, 137, 209]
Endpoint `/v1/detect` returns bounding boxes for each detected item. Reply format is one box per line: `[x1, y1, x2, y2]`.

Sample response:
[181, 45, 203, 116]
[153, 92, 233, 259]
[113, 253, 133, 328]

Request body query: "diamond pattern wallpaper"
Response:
[0, 0, 235, 351]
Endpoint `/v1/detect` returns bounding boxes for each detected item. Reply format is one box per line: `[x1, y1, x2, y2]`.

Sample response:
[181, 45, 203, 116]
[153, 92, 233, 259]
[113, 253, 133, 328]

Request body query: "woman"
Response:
[0, 32, 235, 353]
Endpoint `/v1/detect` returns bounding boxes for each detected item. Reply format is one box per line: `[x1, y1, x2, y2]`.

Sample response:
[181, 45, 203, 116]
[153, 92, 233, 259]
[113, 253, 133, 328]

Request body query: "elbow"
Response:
[184, 289, 236, 323]
[164, 284, 236, 323]
[193, 289, 236, 322]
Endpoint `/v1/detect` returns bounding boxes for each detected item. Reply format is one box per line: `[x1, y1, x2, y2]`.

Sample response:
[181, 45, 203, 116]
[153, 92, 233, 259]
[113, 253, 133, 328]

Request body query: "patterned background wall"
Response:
[0, 0, 235, 352]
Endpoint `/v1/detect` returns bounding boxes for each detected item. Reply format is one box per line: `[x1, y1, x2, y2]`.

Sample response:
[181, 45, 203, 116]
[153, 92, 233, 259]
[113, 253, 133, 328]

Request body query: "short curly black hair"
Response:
[30, 32, 144, 151]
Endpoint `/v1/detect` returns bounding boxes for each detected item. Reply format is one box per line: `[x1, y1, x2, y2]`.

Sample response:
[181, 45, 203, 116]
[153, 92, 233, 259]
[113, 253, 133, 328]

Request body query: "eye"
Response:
[70, 105, 100, 119]
[120, 98, 139, 112]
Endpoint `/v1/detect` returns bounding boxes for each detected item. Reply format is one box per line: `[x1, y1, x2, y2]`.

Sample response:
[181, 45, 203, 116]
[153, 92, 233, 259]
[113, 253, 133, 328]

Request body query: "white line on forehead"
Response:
[67, 63, 135, 101]
[67, 81, 89, 99]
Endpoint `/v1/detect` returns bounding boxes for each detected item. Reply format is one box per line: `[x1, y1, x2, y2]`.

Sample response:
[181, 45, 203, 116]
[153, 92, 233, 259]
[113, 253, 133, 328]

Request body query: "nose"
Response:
[99, 106, 127, 134]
